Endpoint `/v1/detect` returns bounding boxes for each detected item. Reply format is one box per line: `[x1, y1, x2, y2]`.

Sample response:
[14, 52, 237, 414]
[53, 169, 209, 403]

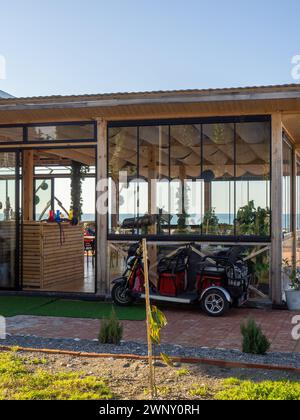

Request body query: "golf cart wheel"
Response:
[112, 283, 134, 307]
[201, 289, 230, 317]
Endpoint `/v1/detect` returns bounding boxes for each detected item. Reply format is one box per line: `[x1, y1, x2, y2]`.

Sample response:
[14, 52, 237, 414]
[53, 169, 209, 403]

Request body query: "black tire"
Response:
[200, 289, 230, 317]
[112, 283, 134, 307]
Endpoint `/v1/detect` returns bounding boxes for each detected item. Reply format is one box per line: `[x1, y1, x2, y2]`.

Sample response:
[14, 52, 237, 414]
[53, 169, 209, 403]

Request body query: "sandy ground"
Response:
[9, 351, 300, 400]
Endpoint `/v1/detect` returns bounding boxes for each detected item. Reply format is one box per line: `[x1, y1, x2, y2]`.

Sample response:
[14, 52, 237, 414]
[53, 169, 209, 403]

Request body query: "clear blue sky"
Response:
[0, 0, 300, 97]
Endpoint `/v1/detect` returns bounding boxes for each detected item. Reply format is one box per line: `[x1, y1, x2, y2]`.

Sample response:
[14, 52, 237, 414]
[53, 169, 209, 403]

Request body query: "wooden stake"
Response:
[142, 238, 155, 399]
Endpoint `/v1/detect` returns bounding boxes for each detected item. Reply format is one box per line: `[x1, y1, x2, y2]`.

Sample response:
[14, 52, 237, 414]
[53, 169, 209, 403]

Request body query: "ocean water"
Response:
[0, 213, 290, 226]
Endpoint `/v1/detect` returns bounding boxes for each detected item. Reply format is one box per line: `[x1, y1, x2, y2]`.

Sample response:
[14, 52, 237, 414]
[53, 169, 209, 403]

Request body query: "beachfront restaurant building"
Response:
[0, 84, 300, 306]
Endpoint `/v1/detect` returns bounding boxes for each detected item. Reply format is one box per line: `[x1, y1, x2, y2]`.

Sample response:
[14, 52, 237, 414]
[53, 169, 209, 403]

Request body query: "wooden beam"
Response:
[41, 149, 94, 166]
[23, 150, 34, 221]
[271, 113, 283, 305]
[292, 146, 297, 269]
[96, 118, 108, 296]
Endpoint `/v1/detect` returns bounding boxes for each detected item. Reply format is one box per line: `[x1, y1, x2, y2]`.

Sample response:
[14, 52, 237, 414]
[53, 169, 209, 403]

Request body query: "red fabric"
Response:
[159, 272, 185, 297]
[132, 268, 145, 293]
[197, 274, 223, 293]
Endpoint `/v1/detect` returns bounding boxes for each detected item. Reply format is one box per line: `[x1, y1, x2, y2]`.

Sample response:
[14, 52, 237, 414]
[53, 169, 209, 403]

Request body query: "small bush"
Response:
[176, 369, 190, 377]
[241, 319, 270, 355]
[189, 384, 209, 398]
[98, 308, 123, 345]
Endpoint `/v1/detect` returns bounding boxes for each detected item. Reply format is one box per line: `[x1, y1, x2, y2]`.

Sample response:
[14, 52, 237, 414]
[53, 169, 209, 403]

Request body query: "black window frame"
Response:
[0, 121, 97, 146]
[107, 115, 272, 243]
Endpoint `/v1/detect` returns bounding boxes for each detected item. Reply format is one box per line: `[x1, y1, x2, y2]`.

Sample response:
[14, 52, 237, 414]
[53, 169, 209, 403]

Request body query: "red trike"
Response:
[111, 242, 250, 317]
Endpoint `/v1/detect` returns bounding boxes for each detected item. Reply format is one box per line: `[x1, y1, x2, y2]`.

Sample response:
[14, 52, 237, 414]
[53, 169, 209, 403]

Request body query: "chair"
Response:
[199, 246, 245, 281]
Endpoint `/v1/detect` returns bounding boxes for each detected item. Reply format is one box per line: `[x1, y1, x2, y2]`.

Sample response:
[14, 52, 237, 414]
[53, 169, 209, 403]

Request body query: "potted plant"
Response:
[283, 259, 300, 311]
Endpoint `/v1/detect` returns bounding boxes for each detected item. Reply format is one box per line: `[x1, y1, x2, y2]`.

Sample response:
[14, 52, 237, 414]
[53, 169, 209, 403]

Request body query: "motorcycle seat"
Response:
[201, 266, 226, 275]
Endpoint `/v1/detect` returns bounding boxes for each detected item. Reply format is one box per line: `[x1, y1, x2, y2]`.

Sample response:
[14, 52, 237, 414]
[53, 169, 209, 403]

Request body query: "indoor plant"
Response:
[283, 259, 300, 311]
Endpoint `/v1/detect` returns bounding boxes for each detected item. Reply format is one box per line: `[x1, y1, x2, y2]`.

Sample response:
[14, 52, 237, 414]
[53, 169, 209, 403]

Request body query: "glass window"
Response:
[108, 118, 271, 239]
[283, 138, 293, 234]
[236, 121, 271, 236]
[28, 123, 95, 142]
[139, 126, 169, 235]
[203, 123, 235, 235]
[108, 127, 138, 235]
[0, 152, 18, 289]
[34, 179, 52, 221]
[0, 127, 23, 143]
[170, 125, 201, 235]
[297, 160, 300, 231]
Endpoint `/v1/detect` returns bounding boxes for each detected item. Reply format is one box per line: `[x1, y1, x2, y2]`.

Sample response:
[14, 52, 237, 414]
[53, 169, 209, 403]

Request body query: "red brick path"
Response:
[5, 308, 300, 353]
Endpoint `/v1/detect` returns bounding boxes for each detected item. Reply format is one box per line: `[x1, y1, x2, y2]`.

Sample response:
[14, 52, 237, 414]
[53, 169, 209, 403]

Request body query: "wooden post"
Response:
[96, 118, 108, 296]
[142, 238, 155, 399]
[23, 150, 34, 221]
[271, 113, 283, 305]
[292, 147, 297, 269]
[204, 181, 211, 215]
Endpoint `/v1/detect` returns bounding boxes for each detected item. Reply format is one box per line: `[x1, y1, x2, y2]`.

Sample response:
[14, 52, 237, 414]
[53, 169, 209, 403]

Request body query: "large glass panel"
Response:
[0, 152, 17, 288]
[170, 125, 201, 235]
[297, 160, 300, 231]
[203, 123, 235, 235]
[27, 147, 96, 294]
[28, 123, 95, 142]
[34, 179, 52, 221]
[139, 126, 169, 235]
[54, 178, 71, 218]
[282, 139, 293, 234]
[82, 177, 96, 222]
[108, 127, 138, 234]
[0, 127, 23, 143]
[108, 118, 271, 239]
[236, 121, 271, 236]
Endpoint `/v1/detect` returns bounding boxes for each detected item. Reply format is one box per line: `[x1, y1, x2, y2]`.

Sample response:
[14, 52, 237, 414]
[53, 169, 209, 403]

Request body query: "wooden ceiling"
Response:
[109, 124, 269, 179]
[33, 148, 95, 167]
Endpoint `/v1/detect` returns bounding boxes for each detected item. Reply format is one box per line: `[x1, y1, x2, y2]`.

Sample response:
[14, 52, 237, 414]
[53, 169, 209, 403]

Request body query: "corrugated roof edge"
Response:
[1, 83, 300, 104]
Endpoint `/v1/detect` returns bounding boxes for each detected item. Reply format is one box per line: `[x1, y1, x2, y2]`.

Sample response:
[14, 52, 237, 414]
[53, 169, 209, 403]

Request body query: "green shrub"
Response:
[98, 308, 123, 345]
[216, 378, 300, 400]
[241, 319, 270, 355]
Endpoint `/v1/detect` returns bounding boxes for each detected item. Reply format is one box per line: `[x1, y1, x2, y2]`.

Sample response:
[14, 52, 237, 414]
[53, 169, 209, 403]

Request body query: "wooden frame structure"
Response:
[1, 84, 300, 304]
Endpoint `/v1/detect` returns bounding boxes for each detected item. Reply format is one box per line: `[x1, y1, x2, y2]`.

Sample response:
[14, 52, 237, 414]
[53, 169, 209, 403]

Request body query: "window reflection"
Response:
[108, 119, 271, 238]
[283, 137, 292, 234]
[236, 122, 271, 236]
[0, 127, 23, 143]
[28, 123, 95, 142]
[203, 123, 234, 235]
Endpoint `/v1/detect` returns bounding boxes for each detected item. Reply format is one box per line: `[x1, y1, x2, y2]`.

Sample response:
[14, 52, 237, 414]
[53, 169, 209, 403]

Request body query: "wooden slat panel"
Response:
[22, 222, 84, 289]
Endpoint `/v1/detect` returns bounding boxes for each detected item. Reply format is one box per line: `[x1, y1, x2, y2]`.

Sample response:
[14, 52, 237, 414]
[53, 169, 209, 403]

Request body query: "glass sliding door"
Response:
[0, 151, 20, 289]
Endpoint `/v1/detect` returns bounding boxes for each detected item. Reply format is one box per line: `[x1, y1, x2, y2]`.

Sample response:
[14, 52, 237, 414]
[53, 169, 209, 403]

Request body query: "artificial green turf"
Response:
[0, 296, 145, 321]
[0, 297, 55, 317]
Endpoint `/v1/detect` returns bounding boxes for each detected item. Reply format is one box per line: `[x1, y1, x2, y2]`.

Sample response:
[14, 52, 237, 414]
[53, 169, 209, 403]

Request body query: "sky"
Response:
[1, 0, 300, 98]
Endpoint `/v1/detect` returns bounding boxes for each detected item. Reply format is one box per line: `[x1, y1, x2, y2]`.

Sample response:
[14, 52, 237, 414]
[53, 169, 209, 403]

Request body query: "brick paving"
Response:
[5, 308, 300, 353]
